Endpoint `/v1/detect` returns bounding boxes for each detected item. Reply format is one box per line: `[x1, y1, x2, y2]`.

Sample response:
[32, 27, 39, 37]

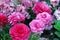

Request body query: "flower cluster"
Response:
[29, 12, 53, 34]
[0, 0, 59, 40]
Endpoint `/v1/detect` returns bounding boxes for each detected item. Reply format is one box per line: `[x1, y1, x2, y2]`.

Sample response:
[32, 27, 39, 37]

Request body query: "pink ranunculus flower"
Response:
[36, 12, 53, 30]
[8, 12, 25, 25]
[0, 12, 8, 27]
[29, 19, 45, 34]
[9, 23, 31, 40]
[33, 2, 52, 14]
[50, 0, 59, 6]
[36, 12, 53, 25]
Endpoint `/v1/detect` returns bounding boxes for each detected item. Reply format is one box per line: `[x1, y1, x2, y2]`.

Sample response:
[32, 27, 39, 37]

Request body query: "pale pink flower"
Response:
[16, 4, 25, 12]
[36, 12, 53, 30]
[19, 0, 32, 9]
[29, 19, 45, 34]
[54, 7, 60, 20]
[32, 0, 39, 3]
[50, 0, 59, 6]
[0, 0, 9, 5]
[36, 12, 53, 24]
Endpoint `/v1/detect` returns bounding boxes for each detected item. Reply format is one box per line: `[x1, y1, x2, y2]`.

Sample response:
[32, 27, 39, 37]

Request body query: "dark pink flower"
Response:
[0, 12, 8, 27]
[9, 23, 31, 40]
[33, 2, 52, 14]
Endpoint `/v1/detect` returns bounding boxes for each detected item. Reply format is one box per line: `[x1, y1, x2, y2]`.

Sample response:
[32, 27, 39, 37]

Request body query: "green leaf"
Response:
[54, 20, 60, 31]
[53, 38, 59, 40]
[55, 31, 60, 38]
[3, 34, 12, 40]
[54, 25, 60, 31]
[28, 32, 40, 40]
[52, 7, 57, 10]
[14, 0, 20, 6]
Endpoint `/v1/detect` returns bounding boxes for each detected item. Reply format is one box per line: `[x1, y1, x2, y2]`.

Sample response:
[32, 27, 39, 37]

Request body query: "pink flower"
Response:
[54, 7, 60, 20]
[36, 12, 53, 30]
[36, 12, 53, 25]
[8, 12, 25, 25]
[33, 2, 52, 14]
[29, 19, 45, 34]
[19, 0, 32, 9]
[50, 0, 59, 6]
[9, 23, 31, 40]
[0, 12, 8, 27]
[0, 0, 9, 5]
[32, 0, 39, 3]
[16, 4, 25, 12]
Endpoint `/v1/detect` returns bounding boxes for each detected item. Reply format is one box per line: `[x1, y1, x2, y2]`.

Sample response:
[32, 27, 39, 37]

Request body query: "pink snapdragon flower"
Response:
[29, 19, 45, 34]
[50, 0, 59, 6]
[8, 12, 25, 25]
[19, 0, 32, 9]
[9, 23, 31, 40]
[32, 0, 39, 3]
[16, 4, 25, 12]
[33, 2, 52, 14]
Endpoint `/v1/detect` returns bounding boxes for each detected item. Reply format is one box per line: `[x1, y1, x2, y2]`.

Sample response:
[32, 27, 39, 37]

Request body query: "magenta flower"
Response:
[33, 2, 52, 14]
[9, 23, 31, 40]
[0, 12, 8, 27]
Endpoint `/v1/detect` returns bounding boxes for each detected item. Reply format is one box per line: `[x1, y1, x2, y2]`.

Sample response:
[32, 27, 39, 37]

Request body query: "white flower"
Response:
[54, 9, 60, 20]
[50, 0, 59, 6]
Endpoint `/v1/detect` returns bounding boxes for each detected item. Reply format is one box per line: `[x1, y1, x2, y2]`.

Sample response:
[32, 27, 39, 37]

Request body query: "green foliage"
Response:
[28, 32, 40, 40]
[55, 31, 60, 38]
[14, 0, 20, 6]
[53, 38, 59, 40]
[0, 25, 11, 40]
[54, 20, 60, 31]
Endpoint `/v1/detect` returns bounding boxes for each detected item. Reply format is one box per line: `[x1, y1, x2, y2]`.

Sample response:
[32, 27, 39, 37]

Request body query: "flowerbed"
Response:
[0, 0, 60, 40]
